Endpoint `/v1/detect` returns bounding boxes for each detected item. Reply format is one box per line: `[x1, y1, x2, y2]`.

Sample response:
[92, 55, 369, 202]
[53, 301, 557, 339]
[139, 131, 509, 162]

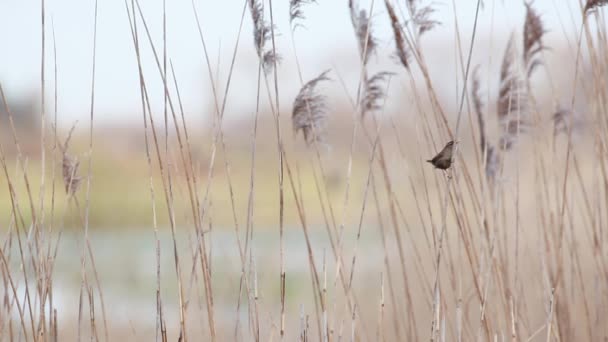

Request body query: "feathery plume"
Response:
[412, 5, 440, 36]
[407, 0, 441, 36]
[361, 72, 393, 117]
[553, 107, 582, 136]
[523, 2, 546, 77]
[584, 0, 608, 15]
[292, 70, 331, 145]
[62, 154, 82, 197]
[497, 34, 529, 150]
[248, 0, 279, 72]
[289, 0, 317, 31]
[484, 145, 499, 184]
[60, 123, 82, 197]
[472, 66, 486, 151]
[349, 0, 377, 65]
[385, 0, 411, 69]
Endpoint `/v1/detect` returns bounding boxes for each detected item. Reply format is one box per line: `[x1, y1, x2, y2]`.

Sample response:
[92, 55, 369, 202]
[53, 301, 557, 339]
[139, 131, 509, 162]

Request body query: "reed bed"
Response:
[1, 0, 608, 341]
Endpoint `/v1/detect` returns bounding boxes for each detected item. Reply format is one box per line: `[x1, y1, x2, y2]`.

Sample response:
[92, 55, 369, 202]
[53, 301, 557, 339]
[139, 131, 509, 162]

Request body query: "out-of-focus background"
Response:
[1, 0, 606, 341]
[0, 0, 586, 226]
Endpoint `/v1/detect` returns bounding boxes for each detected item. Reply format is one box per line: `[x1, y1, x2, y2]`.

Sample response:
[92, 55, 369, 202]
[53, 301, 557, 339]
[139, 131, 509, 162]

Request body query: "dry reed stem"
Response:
[346, 118, 383, 292]
[431, 0, 483, 340]
[192, 0, 250, 284]
[44, 20, 60, 340]
[37, 5, 47, 327]
[138, 0, 268, 336]
[123, 3, 165, 340]
[192, 1, 264, 338]
[129, 2, 193, 340]
[289, 12, 373, 338]
[253, 1, 290, 339]
[78, 1, 110, 340]
[345, 4, 427, 337]
[0, 84, 43, 341]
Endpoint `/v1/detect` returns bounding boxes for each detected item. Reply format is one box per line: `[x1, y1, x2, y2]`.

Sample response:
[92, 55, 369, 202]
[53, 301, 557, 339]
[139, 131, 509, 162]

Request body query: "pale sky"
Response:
[0, 0, 586, 126]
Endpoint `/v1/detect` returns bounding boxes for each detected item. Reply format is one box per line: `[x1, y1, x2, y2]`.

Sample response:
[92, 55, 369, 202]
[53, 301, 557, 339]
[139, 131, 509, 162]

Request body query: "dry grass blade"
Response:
[289, 0, 317, 31]
[497, 34, 528, 150]
[248, 0, 279, 71]
[584, 0, 608, 15]
[523, 2, 546, 77]
[361, 72, 393, 117]
[349, 0, 377, 65]
[384, 0, 411, 69]
[292, 70, 331, 145]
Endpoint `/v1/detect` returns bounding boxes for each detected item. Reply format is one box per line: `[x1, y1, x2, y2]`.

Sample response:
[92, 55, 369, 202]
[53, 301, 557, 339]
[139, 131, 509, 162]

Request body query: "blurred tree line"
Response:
[0, 91, 40, 156]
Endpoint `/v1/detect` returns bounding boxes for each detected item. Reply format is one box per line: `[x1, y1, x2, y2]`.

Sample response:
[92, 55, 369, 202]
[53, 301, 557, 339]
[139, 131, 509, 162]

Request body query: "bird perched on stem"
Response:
[427, 141, 457, 170]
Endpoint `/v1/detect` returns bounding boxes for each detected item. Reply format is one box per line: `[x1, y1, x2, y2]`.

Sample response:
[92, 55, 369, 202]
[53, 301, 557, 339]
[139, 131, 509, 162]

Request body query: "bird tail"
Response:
[426, 160, 433, 163]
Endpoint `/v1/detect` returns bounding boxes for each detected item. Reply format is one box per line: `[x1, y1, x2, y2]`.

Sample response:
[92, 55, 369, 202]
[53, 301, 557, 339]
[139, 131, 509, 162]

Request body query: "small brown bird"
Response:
[427, 141, 456, 170]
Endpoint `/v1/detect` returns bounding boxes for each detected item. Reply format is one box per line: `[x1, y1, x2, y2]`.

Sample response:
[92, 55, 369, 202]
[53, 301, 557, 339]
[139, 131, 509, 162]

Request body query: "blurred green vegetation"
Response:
[0, 132, 374, 230]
